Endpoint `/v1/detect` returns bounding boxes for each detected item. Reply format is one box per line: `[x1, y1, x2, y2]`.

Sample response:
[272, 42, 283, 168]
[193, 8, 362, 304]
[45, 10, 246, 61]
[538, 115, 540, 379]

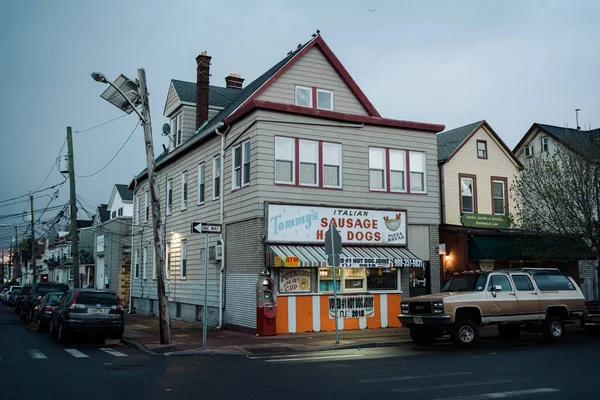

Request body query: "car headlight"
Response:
[401, 303, 409, 314]
[433, 302, 444, 314]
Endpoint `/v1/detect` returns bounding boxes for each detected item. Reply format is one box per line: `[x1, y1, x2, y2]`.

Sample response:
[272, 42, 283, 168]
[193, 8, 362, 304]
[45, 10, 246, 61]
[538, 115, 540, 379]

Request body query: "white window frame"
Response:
[166, 242, 171, 280]
[389, 149, 407, 193]
[295, 86, 312, 107]
[322, 142, 342, 188]
[134, 250, 140, 279]
[409, 151, 427, 194]
[166, 179, 173, 215]
[524, 145, 533, 157]
[369, 147, 387, 191]
[171, 116, 178, 148]
[152, 250, 157, 280]
[176, 113, 183, 147]
[540, 136, 549, 152]
[181, 170, 188, 210]
[142, 246, 148, 280]
[232, 140, 250, 190]
[492, 179, 507, 215]
[275, 137, 295, 184]
[316, 88, 334, 111]
[299, 139, 319, 187]
[144, 191, 149, 222]
[135, 195, 141, 225]
[461, 177, 475, 214]
[180, 240, 187, 279]
[213, 156, 221, 200]
[197, 163, 205, 205]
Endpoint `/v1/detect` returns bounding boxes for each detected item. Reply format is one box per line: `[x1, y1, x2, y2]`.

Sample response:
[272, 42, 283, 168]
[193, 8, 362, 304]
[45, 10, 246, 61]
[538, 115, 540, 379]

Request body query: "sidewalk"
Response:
[123, 313, 412, 356]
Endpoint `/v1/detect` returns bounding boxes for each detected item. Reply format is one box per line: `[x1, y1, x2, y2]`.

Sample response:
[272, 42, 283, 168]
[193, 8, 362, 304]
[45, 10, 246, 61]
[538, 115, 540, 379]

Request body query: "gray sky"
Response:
[1, 0, 599, 250]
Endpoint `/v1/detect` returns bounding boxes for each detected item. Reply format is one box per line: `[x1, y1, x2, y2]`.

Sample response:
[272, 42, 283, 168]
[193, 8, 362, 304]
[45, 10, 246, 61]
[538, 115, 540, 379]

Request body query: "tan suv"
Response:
[398, 268, 585, 348]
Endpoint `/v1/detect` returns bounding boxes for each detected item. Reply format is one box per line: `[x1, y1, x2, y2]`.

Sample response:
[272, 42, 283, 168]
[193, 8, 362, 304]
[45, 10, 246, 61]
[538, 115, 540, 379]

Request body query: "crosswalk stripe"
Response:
[359, 371, 473, 384]
[392, 379, 515, 394]
[64, 349, 90, 358]
[27, 349, 47, 359]
[431, 388, 560, 400]
[265, 354, 363, 363]
[99, 348, 128, 357]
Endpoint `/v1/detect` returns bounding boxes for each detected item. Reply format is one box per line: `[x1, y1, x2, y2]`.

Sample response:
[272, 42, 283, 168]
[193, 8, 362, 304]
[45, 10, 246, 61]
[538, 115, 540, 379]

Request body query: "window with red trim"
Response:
[295, 86, 333, 111]
[369, 147, 427, 194]
[274, 136, 342, 188]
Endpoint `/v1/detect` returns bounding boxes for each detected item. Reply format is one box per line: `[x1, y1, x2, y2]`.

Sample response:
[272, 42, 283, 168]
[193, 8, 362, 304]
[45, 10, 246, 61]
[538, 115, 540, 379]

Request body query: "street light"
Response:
[90, 72, 146, 122]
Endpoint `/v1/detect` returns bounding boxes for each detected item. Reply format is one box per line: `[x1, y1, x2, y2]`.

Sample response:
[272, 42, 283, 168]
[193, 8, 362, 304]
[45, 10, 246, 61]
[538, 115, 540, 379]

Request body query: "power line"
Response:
[0, 204, 66, 220]
[35, 138, 67, 191]
[0, 180, 67, 206]
[76, 120, 141, 178]
[75, 113, 128, 133]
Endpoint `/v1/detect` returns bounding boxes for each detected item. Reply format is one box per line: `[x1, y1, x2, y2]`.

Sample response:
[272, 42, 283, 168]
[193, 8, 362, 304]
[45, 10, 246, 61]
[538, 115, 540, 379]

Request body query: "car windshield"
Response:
[39, 285, 69, 294]
[442, 273, 488, 292]
[77, 292, 119, 306]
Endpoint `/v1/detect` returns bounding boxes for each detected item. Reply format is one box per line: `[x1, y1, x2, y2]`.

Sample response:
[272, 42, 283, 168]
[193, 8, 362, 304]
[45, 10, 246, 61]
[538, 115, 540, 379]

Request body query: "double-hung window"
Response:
[213, 156, 221, 199]
[181, 170, 188, 210]
[180, 240, 187, 279]
[275, 137, 342, 188]
[134, 250, 140, 279]
[142, 247, 148, 280]
[460, 174, 477, 213]
[144, 191, 149, 222]
[198, 163, 205, 204]
[540, 136, 549, 152]
[135, 195, 141, 224]
[492, 177, 508, 215]
[389, 150, 406, 192]
[275, 137, 295, 184]
[477, 140, 487, 159]
[176, 113, 183, 147]
[232, 141, 250, 189]
[409, 151, 426, 193]
[152, 251, 157, 280]
[299, 140, 318, 186]
[369, 148, 386, 191]
[166, 242, 171, 279]
[166, 179, 173, 215]
[118, 208, 123, 216]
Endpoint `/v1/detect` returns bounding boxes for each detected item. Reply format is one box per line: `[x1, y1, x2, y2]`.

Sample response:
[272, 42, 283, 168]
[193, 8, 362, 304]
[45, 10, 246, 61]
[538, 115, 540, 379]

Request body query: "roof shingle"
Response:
[436, 121, 484, 162]
[171, 80, 242, 109]
[115, 184, 133, 202]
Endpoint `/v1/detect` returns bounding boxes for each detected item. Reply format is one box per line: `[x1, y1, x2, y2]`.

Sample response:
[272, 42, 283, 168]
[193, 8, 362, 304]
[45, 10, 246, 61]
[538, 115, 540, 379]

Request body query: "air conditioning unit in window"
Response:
[215, 243, 223, 261]
[524, 146, 533, 157]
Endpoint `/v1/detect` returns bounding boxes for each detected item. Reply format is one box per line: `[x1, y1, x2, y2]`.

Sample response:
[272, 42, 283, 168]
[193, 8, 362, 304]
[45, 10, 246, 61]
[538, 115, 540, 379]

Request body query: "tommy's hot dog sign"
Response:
[267, 204, 407, 245]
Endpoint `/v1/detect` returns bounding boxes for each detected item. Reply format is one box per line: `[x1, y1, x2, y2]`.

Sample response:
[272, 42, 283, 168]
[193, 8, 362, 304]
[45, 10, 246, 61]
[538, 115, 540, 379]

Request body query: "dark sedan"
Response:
[50, 289, 124, 344]
[14, 285, 32, 314]
[32, 292, 64, 331]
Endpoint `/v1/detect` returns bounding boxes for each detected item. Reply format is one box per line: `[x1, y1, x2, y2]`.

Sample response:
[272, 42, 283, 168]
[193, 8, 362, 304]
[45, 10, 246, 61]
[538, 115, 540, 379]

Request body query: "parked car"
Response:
[32, 291, 64, 332]
[7, 289, 21, 306]
[21, 282, 69, 322]
[14, 285, 32, 314]
[582, 300, 600, 333]
[50, 289, 124, 344]
[2, 286, 22, 303]
[398, 268, 586, 348]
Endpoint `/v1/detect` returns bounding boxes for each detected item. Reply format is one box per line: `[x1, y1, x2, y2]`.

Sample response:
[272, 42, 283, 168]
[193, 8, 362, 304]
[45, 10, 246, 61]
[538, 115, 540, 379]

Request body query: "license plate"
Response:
[413, 317, 423, 324]
[92, 309, 104, 315]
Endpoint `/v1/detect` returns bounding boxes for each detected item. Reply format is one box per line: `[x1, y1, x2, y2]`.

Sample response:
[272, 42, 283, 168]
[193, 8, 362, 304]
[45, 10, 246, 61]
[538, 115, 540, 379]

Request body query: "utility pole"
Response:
[14, 225, 19, 282]
[138, 68, 171, 344]
[30, 195, 37, 285]
[1, 249, 4, 284]
[67, 126, 80, 289]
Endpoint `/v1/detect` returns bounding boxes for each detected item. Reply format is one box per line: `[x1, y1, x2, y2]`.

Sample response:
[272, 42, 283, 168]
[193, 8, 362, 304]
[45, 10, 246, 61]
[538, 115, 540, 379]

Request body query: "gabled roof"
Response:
[115, 184, 133, 202]
[170, 80, 242, 109]
[96, 204, 110, 223]
[131, 33, 445, 188]
[513, 123, 600, 158]
[437, 120, 522, 167]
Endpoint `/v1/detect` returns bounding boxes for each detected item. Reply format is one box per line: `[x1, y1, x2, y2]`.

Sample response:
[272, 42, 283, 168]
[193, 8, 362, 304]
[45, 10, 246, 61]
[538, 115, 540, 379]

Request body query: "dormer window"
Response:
[295, 86, 312, 107]
[171, 113, 183, 148]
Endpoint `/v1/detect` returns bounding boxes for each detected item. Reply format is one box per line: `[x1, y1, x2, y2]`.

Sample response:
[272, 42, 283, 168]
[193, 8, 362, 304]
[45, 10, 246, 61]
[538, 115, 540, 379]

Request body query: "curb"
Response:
[163, 350, 251, 357]
[122, 338, 160, 356]
[308, 339, 413, 352]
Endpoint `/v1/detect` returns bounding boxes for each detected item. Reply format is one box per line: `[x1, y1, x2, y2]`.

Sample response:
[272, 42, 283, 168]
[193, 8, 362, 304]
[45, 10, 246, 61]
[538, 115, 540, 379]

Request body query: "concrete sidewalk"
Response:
[123, 313, 412, 356]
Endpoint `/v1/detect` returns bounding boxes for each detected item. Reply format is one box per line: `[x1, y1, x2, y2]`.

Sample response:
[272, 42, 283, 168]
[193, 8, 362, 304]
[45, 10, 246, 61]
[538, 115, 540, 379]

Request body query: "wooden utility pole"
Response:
[14, 225, 19, 281]
[138, 68, 171, 344]
[1, 249, 4, 284]
[67, 126, 80, 289]
[30, 195, 37, 285]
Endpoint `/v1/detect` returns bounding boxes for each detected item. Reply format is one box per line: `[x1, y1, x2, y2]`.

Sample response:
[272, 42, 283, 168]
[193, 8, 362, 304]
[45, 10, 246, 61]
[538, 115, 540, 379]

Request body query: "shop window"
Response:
[319, 268, 367, 293]
[366, 268, 398, 290]
[319, 267, 341, 292]
[344, 268, 366, 291]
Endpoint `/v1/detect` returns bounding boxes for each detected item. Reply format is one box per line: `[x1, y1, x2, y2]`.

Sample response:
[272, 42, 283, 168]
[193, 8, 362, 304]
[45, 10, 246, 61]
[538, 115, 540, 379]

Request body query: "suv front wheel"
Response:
[451, 319, 480, 349]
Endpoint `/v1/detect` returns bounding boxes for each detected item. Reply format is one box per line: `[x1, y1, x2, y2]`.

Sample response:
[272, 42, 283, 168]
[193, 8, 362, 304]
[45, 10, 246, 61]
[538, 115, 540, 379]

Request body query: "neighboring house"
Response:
[129, 33, 445, 334]
[437, 121, 522, 284]
[20, 239, 46, 284]
[513, 123, 600, 299]
[93, 185, 133, 308]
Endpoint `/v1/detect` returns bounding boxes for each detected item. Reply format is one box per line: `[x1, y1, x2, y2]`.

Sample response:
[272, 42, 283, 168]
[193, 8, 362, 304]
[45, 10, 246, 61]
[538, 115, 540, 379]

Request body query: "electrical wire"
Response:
[76, 119, 141, 178]
[0, 181, 67, 206]
[35, 138, 67, 191]
[75, 113, 128, 133]
[0, 205, 66, 220]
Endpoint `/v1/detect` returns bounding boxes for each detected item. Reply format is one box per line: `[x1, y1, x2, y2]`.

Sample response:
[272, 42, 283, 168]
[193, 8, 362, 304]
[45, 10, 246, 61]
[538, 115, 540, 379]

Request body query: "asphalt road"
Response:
[2, 305, 600, 400]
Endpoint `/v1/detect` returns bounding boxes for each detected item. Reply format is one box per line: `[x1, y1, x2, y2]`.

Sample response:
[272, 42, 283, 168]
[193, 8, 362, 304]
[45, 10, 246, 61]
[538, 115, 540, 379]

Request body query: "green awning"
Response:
[468, 235, 523, 261]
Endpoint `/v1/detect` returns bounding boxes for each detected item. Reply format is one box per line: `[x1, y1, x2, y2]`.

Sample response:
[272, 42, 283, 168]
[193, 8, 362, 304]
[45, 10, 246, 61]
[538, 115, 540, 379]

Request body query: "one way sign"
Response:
[191, 222, 222, 234]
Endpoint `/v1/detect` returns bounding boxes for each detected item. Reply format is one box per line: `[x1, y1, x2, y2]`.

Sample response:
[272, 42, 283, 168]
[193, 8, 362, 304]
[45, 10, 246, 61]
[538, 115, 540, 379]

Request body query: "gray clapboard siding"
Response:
[180, 106, 197, 144]
[257, 47, 368, 116]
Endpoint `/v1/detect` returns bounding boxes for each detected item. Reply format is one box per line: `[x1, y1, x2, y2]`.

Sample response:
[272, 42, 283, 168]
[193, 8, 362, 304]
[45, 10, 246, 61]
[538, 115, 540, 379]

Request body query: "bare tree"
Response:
[511, 131, 600, 281]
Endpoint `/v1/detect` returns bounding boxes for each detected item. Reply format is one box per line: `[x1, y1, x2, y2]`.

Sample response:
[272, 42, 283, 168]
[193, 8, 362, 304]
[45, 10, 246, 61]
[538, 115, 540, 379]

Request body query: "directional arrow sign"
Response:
[191, 222, 222, 234]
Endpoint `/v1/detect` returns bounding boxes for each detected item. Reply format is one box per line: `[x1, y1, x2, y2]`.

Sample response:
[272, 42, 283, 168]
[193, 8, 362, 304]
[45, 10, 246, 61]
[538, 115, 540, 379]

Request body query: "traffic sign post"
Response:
[191, 222, 222, 349]
[324, 223, 342, 344]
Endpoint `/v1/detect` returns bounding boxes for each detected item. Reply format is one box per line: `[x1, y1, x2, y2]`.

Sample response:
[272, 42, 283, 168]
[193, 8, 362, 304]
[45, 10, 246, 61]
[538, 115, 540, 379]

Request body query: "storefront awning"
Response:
[468, 235, 522, 261]
[268, 245, 424, 268]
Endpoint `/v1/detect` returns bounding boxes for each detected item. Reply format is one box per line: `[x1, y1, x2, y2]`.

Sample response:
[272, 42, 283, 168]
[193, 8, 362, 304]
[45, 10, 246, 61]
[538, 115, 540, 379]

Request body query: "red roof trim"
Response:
[242, 35, 380, 118]
[225, 100, 445, 132]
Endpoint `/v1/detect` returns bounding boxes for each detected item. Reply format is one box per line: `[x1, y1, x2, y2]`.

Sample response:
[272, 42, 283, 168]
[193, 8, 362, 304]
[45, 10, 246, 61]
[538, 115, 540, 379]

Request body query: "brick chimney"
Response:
[225, 73, 244, 89]
[196, 51, 211, 130]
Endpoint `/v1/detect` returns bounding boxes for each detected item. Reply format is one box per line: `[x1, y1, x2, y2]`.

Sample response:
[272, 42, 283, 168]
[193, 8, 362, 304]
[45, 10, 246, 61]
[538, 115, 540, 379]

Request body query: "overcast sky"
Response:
[1, 0, 599, 250]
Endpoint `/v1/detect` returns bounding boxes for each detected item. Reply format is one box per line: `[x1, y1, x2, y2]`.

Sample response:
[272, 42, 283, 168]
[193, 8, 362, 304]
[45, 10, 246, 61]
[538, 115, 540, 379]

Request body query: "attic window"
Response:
[524, 145, 533, 157]
[477, 140, 487, 159]
[316, 89, 333, 111]
[295, 86, 312, 107]
[540, 136, 548, 152]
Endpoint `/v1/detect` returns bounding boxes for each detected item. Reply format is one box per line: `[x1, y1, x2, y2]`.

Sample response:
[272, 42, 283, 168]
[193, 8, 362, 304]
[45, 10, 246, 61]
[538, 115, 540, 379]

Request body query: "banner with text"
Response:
[267, 204, 407, 246]
[328, 295, 375, 319]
